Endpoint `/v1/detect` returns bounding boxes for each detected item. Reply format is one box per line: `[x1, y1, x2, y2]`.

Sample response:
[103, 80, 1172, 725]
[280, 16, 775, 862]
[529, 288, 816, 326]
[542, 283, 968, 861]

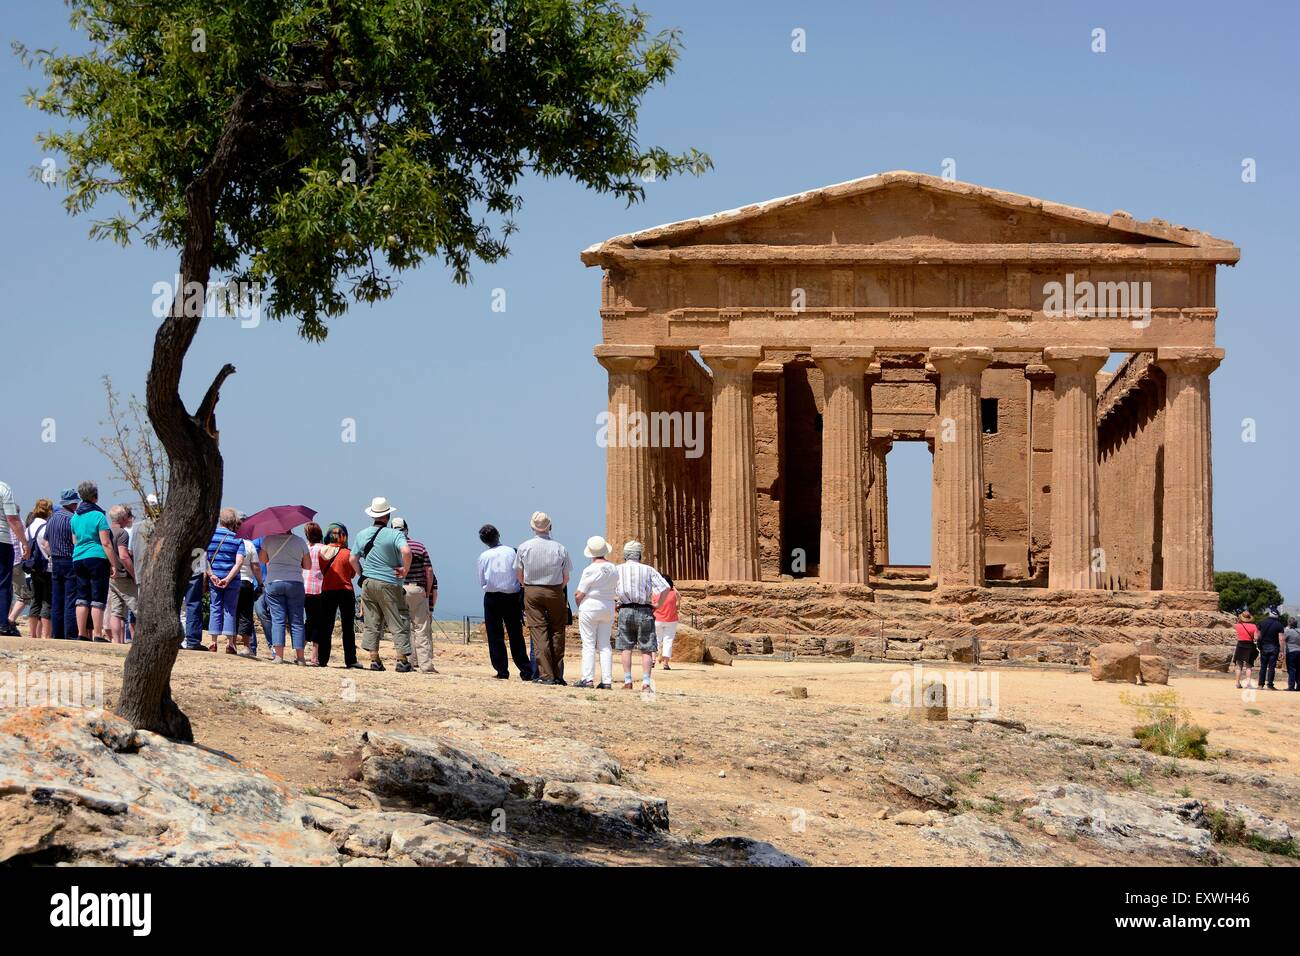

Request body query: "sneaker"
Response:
[554, 678, 568, 687]
[597, 683, 612, 690]
[0, 625, 21, 637]
[395, 661, 413, 673]
[369, 660, 386, 672]
[574, 680, 594, 688]
[493, 673, 509, 680]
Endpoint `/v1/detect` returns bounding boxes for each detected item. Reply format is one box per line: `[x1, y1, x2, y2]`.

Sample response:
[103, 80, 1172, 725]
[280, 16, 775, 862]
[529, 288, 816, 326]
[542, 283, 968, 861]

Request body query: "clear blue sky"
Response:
[3, 1, 1297, 616]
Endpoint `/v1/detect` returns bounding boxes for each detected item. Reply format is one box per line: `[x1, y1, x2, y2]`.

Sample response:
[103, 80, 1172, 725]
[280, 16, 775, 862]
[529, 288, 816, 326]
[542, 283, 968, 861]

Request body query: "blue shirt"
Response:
[354, 525, 408, 585]
[44, 508, 75, 559]
[70, 509, 110, 561]
[477, 545, 521, 593]
[206, 527, 243, 579]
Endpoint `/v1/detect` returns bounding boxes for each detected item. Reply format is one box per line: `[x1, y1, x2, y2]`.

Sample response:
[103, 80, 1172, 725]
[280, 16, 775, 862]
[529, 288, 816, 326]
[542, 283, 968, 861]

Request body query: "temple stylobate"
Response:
[582, 172, 1237, 658]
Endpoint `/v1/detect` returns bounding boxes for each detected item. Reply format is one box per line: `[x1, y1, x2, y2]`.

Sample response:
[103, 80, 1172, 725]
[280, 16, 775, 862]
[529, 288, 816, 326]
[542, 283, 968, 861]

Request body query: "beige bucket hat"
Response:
[584, 535, 610, 558]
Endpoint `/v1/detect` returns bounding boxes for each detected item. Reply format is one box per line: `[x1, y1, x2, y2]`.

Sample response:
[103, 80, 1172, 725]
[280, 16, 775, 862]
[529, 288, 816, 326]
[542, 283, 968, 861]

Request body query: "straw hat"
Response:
[530, 511, 552, 533]
[584, 535, 610, 558]
[365, 496, 396, 518]
[1238, 610, 1254, 623]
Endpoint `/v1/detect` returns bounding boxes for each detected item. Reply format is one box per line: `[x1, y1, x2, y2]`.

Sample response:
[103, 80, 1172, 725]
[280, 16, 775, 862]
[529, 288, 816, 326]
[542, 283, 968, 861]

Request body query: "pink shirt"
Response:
[303, 543, 324, 595]
[654, 588, 680, 623]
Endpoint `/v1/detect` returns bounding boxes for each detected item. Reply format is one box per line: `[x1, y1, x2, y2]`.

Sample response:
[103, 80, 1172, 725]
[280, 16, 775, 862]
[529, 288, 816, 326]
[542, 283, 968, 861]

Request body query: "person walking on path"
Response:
[259, 526, 311, 664]
[477, 524, 531, 680]
[573, 535, 618, 689]
[1257, 608, 1286, 691]
[70, 481, 121, 642]
[653, 574, 681, 670]
[614, 540, 669, 692]
[1233, 610, 1259, 690]
[317, 523, 360, 669]
[351, 497, 414, 672]
[0, 480, 30, 637]
[22, 500, 53, 639]
[1285, 617, 1300, 692]
[392, 517, 438, 673]
[515, 512, 571, 686]
[106, 505, 136, 644]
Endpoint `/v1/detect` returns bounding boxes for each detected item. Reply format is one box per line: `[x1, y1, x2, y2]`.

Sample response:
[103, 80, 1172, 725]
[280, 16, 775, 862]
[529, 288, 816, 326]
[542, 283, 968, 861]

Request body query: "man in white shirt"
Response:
[477, 523, 531, 680]
[614, 540, 668, 690]
[0, 480, 29, 637]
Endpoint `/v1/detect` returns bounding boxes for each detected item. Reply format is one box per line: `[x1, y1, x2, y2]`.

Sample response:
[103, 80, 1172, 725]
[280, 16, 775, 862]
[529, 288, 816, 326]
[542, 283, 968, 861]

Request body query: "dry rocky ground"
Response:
[1, 627, 1297, 867]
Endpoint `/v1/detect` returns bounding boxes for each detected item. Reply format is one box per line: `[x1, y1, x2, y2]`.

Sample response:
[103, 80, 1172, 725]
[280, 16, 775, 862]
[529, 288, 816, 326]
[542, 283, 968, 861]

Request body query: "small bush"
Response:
[1205, 807, 1300, 858]
[1122, 689, 1210, 760]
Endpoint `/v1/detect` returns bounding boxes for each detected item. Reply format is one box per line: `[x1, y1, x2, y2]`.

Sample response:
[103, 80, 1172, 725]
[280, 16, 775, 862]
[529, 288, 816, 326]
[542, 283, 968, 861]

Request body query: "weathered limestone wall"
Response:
[1097, 354, 1166, 590]
[980, 365, 1030, 578]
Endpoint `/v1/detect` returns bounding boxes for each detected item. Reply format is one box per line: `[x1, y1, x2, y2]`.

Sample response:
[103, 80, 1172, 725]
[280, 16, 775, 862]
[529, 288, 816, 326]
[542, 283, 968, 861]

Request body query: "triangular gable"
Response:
[582, 171, 1237, 262]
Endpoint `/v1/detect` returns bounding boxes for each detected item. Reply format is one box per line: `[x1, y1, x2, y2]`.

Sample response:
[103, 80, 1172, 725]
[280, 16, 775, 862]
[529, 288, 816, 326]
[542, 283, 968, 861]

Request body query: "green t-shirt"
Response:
[70, 509, 110, 561]
[354, 525, 408, 585]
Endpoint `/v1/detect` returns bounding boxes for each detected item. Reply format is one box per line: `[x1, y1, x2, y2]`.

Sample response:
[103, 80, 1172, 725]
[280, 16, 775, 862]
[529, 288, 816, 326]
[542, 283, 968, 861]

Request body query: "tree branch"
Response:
[195, 363, 237, 437]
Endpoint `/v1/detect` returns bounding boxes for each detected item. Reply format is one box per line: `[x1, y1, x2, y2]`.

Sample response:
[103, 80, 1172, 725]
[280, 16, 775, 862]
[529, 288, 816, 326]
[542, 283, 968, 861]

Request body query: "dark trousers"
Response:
[523, 583, 567, 682]
[183, 573, 205, 647]
[484, 590, 531, 678]
[236, 581, 258, 638]
[317, 588, 357, 668]
[51, 557, 78, 638]
[1259, 648, 1280, 688]
[1287, 651, 1300, 691]
[0, 542, 12, 629]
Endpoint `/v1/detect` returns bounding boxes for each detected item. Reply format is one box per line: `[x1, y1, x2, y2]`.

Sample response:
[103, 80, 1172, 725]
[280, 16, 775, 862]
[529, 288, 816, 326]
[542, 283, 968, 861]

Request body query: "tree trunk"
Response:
[114, 90, 257, 740]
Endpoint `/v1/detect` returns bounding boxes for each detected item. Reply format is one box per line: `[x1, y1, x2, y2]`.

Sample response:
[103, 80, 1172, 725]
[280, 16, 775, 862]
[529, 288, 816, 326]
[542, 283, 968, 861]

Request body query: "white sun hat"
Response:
[584, 535, 610, 558]
[364, 496, 396, 518]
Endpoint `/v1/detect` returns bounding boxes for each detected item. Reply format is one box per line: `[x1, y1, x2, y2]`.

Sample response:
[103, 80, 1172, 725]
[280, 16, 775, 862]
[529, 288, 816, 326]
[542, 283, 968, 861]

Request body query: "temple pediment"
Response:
[582, 171, 1239, 265]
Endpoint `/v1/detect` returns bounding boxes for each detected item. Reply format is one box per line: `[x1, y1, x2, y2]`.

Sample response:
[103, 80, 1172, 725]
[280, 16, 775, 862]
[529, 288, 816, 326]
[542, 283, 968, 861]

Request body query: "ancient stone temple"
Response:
[582, 172, 1238, 663]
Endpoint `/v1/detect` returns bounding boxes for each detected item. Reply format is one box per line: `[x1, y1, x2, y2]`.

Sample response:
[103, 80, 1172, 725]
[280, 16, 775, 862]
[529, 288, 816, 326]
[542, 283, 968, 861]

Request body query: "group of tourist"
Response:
[0, 478, 682, 688]
[1231, 608, 1300, 691]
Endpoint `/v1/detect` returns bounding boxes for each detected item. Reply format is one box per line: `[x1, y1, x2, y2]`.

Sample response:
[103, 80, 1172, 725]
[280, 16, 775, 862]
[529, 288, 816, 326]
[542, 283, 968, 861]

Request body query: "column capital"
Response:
[928, 346, 993, 375]
[700, 344, 763, 376]
[811, 345, 875, 362]
[1043, 346, 1109, 377]
[753, 360, 786, 378]
[594, 344, 658, 373]
[1156, 346, 1224, 377]
[1023, 363, 1055, 383]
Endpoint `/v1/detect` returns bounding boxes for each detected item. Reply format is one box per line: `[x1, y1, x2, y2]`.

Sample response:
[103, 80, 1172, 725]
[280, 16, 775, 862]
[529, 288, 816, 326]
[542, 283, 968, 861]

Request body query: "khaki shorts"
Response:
[108, 578, 138, 620]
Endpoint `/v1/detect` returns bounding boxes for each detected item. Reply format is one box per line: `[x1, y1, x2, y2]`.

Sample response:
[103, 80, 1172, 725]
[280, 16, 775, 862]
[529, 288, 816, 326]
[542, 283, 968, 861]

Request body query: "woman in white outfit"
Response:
[573, 535, 619, 689]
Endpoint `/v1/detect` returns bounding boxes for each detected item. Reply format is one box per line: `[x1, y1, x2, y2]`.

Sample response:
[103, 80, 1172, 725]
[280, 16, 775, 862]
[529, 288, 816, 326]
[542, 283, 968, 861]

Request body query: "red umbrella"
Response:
[237, 505, 317, 540]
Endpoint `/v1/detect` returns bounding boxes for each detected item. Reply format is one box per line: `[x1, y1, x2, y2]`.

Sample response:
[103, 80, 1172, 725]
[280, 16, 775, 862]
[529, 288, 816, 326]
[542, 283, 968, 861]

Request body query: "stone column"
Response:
[595, 345, 658, 563]
[1043, 347, 1109, 589]
[1156, 347, 1223, 591]
[928, 348, 993, 587]
[868, 430, 892, 568]
[811, 347, 874, 583]
[700, 346, 763, 581]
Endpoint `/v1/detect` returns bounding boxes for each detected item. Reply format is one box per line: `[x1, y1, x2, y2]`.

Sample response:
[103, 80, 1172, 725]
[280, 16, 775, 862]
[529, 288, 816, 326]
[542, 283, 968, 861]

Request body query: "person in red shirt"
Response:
[653, 575, 681, 670]
[1233, 610, 1259, 690]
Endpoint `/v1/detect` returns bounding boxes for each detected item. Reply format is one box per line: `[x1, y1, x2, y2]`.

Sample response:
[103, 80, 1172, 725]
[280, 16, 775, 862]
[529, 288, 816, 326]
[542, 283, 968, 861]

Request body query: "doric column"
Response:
[811, 347, 874, 583]
[1156, 347, 1223, 591]
[595, 345, 658, 563]
[1043, 346, 1109, 589]
[928, 348, 993, 587]
[869, 430, 892, 568]
[700, 345, 763, 581]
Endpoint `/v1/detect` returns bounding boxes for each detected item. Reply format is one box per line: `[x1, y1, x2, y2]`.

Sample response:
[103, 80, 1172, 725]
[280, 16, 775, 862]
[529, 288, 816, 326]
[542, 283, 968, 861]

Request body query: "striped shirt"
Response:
[615, 559, 669, 606]
[515, 533, 572, 586]
[303, 543, 324, 595]
[44, 508, 75, 559]
[407, 538, 433, 590]
[206, 527, 243, 579]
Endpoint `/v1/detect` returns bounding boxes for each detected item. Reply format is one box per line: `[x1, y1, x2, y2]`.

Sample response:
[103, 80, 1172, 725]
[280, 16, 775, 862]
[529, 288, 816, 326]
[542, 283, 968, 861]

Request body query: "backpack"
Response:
[21, 522, 48, 573]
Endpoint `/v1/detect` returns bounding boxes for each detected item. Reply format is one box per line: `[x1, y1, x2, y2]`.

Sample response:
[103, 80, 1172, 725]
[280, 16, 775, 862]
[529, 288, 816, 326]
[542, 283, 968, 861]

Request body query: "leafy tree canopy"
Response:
[19, 0, 709, 339]
[1213, 571, 1284, 617]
